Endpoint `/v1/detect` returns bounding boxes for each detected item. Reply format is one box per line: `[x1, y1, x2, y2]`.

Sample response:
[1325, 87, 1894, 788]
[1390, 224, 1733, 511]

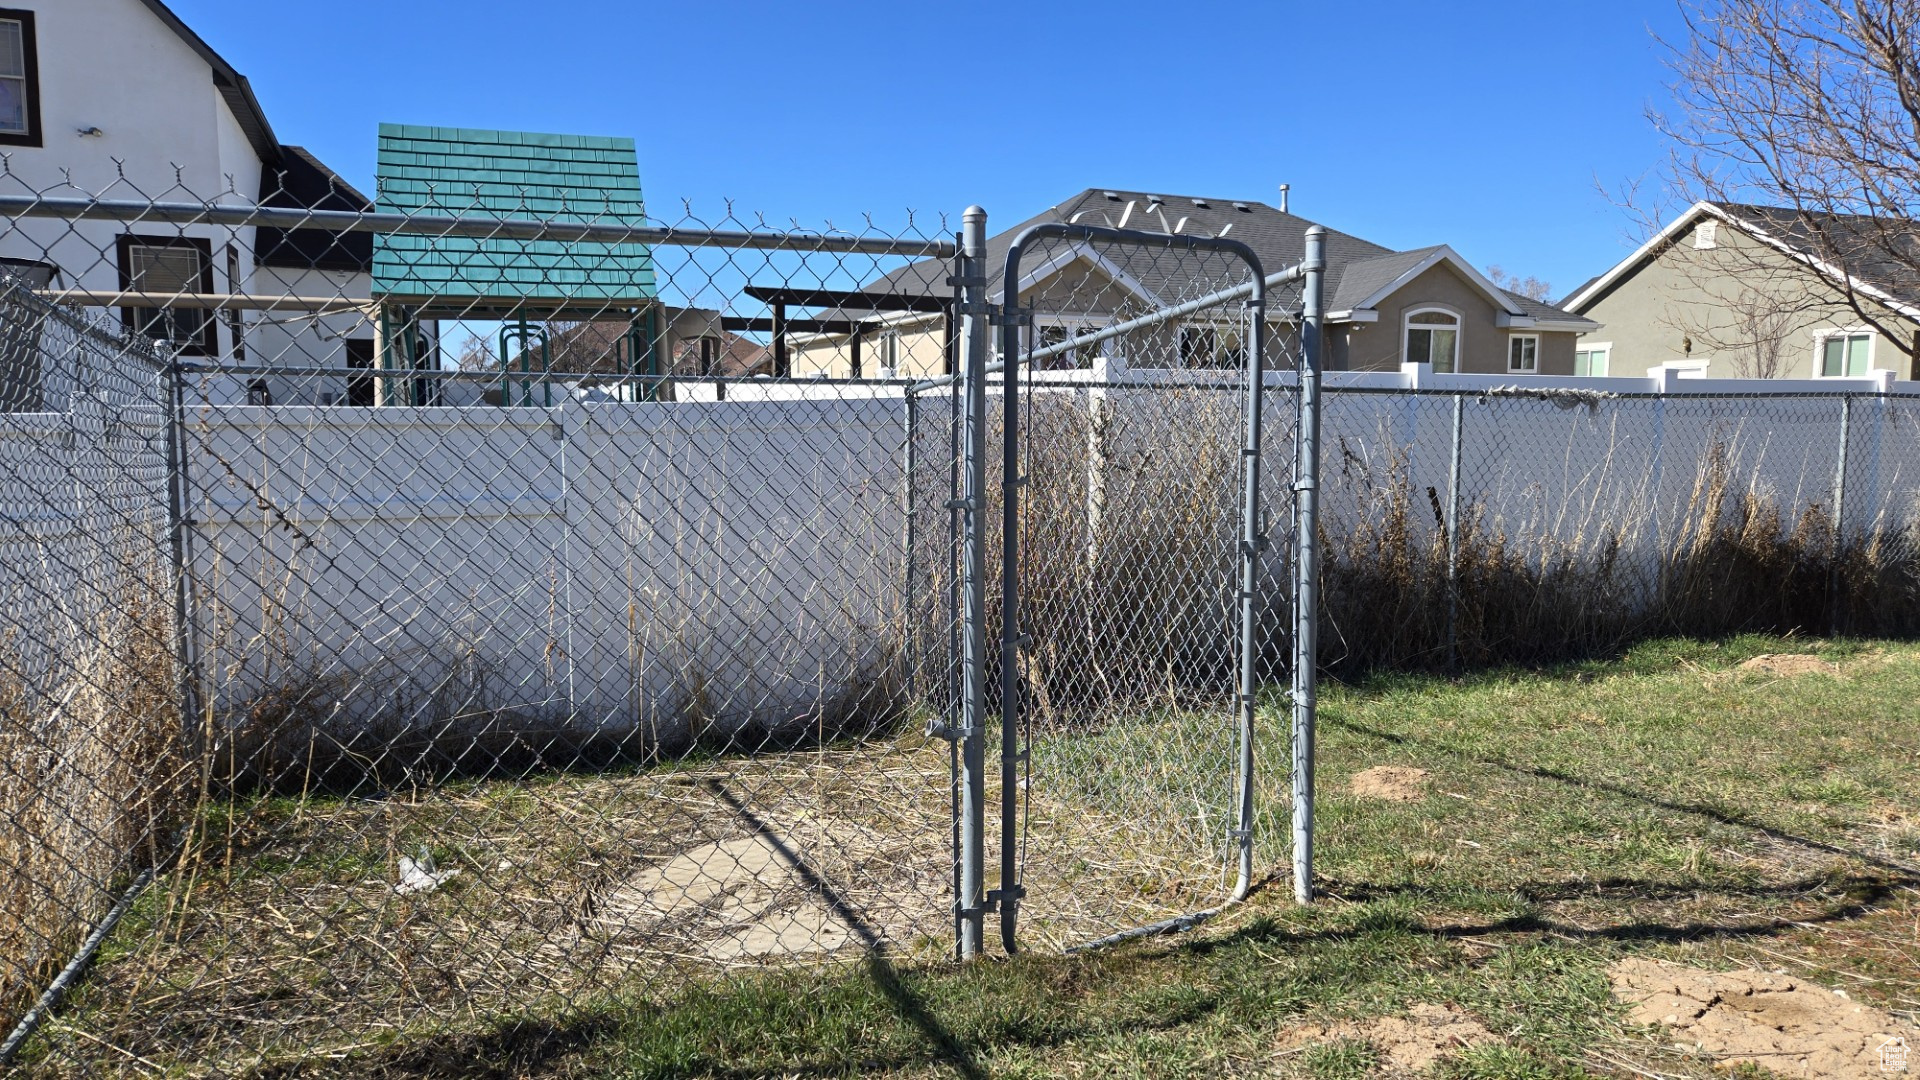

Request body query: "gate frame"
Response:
[964, 222, 1322, 954]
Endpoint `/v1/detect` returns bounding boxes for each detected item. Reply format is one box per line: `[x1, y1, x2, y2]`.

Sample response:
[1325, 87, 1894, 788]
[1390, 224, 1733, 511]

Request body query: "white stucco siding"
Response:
[11, 0, 241, 194]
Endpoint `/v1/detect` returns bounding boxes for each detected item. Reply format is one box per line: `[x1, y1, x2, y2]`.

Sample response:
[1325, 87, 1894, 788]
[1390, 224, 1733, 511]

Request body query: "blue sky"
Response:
[170, 0, 1688, 303]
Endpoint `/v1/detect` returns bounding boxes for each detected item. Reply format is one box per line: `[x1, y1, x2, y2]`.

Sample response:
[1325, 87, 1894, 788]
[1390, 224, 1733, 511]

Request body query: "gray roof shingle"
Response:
[837, 189, 1593, 327]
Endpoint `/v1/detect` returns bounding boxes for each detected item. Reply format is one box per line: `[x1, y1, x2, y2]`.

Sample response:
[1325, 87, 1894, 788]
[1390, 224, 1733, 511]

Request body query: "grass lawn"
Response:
[36, 634, 1920, 1077]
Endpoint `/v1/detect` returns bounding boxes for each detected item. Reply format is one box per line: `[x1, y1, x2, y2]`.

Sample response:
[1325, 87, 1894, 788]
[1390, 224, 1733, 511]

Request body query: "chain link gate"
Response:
[947, 218, 1325, 953]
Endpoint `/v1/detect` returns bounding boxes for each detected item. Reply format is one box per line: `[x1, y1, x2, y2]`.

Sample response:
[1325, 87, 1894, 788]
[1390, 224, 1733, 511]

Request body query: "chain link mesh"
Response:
[0, 164, 970, 1075]
[999, 232, 1305, 949]
[2, 161, 1914, 1073]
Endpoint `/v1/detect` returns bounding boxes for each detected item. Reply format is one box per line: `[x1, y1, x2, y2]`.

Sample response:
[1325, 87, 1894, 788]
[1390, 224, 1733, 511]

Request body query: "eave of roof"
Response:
[1562, 200, 1920, 323]
[136, 0, 281, 166]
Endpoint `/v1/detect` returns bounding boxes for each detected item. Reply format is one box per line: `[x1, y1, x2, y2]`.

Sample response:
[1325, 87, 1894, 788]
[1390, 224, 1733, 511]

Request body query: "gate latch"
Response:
[925, 718, 972, 742]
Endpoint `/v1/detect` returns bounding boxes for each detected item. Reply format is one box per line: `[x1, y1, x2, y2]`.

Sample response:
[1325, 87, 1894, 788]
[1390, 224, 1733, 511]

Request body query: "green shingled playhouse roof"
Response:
[372, 124, 656, 311]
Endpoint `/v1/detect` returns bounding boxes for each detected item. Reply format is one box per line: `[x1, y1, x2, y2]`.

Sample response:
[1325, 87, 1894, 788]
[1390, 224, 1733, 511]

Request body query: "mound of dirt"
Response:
[1280, 1003, 1497, 1072]
[1350, 766, 1431, 803]
[1610, 958, 1912, 1080]
[1738, 653, 1839, 677]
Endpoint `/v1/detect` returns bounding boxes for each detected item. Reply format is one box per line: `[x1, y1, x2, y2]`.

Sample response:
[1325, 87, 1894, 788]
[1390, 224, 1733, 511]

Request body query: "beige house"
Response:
[1562, 201, 1920, 381]
[781, 189, 1599, 378]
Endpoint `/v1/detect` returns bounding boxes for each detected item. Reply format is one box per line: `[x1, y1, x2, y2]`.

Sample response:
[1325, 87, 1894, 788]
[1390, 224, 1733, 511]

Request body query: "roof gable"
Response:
[1563, 200, 1920, 321]
[845, 189, 1593, 328]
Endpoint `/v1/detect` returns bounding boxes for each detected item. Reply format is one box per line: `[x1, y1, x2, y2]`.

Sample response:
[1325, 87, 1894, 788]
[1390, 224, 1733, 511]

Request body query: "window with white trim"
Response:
[118, 235, 215, 355]
[1404, 307, 1460, 372]
[0, 10, 39, 146]
[1037, 323, 1088, 369]
[1574, 343, 1611, 377]
[1507, 334, 1538, 373]
[1817, 330, 1872, 377]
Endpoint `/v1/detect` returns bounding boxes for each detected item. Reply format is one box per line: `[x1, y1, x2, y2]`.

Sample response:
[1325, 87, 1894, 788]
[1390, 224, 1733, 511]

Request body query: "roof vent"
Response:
[1231, 201, 1250, 212]
[1192, 198, 1210, 208]
[1147, 194, 1164, 205]
[1103, 191, 1121, 201]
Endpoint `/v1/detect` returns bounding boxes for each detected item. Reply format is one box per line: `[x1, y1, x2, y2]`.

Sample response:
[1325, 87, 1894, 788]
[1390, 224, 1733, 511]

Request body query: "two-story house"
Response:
[0, 0, 374, 404]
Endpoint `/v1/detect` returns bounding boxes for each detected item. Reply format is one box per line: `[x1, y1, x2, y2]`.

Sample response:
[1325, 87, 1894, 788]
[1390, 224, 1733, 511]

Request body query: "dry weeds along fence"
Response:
[4, 174, 1920, 1075]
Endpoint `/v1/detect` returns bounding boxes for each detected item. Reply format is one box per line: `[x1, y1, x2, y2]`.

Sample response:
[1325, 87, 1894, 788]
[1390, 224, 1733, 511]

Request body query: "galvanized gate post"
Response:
[1292, 226, 1326, 906]
[902, 391, 919, 699]
[956, 206, 990, 959]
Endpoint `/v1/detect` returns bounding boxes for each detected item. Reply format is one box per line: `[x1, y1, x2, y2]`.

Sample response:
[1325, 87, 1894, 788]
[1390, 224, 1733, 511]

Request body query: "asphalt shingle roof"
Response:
[844, 189, 1592, 326]
[1711, 201, 1920, 307]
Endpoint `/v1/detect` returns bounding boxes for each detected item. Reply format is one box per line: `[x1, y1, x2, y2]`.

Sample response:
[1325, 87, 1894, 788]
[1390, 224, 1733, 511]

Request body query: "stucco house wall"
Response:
[1573, 221, 1916, 380]
[0, 0, 376, 389]
[1329, 262, 1579, 376]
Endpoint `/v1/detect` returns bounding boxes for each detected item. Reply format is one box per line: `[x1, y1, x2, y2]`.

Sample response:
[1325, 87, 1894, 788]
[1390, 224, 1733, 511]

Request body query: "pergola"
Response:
[737, 285, 955, 378]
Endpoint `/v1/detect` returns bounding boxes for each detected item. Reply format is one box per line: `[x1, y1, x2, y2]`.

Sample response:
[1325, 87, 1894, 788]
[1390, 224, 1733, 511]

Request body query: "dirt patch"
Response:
[595, 830, 872, 961]
[1738, 653, 1839, 678]
[1610, 958, 1913, 1079]
[1280, 1003, 1498, 1072]
[1350, 766, 1431, 802]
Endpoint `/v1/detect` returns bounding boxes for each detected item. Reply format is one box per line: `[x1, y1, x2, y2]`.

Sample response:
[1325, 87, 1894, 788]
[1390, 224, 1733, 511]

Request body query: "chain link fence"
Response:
[3, 161, 1919, 1074]
[1312, 387, 1920, 673]
[988, 226, 1309, 951]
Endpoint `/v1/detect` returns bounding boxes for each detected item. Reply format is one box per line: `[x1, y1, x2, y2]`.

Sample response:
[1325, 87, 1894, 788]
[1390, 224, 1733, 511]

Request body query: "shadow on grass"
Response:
[703, 779, 988, 1080]
[1325, 713, 1920, 880]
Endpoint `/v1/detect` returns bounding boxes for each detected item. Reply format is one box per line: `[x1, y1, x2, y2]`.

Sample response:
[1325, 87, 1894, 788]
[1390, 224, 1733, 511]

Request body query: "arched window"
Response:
[1404, 307, 1460, 373]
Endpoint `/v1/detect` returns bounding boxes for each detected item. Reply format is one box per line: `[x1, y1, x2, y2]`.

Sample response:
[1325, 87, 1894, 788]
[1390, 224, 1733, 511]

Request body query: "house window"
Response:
[224, 245, 245, 362]
[1404, 308, 1460, 372]
[1036, 324, 1080, 369]
[117, 236, 215, 355]
[1818, 331, 1872, 377]
[1507, 334, 1539, 373]
[0, 10, 40, 147]
[1179, 325, 1217, 367]
[1574, 343, 1611, 377]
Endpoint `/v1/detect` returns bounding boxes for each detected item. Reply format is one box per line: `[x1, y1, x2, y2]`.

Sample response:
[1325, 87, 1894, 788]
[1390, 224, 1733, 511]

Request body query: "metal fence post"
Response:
[956, 206, 990, 960]
[1230, 263, 1269, 902]
[902, 390, 918, 699]
[1831, 393, 1853, 633]
[1293, 226, 1326, 906]
[1446, 393, 1464, 672]
[162, 359, 202, 754]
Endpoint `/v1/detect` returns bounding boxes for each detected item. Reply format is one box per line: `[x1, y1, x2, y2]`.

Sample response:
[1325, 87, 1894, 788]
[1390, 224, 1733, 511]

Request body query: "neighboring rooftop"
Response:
[1564, 200, 1920, 316]
[855, 189, 1594, 327]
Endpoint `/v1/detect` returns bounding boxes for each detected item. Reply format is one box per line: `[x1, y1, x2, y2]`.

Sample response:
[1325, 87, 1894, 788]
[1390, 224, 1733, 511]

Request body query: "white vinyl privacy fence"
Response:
[4, 183, 1920, 1078]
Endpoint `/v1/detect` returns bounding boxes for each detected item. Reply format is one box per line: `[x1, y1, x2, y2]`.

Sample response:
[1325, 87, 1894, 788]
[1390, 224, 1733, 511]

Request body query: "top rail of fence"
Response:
[0, 194, 959, 259]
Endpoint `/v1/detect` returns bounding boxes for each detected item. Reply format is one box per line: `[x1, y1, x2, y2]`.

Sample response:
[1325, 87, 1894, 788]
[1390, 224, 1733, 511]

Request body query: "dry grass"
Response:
[1321, 439, 1920, 672]
[0, 577, 190, 1026]
[36, 739, 957, 1077]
